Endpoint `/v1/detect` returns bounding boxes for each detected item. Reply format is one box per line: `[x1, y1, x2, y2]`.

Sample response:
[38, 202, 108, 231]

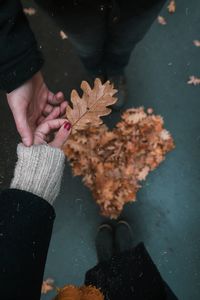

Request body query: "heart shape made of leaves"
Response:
[63, 107, 174, 219]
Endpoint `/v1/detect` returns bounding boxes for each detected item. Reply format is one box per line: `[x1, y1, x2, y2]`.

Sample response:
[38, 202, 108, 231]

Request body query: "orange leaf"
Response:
[60, 30, 68, 40]
[157, 16, 167, 25]
[41, 278, 54, 294]
[193, 40, 200, 47]
[23, 7, 36, 16]
[167, 0, 176, 13]
[65, 79, 117, 133]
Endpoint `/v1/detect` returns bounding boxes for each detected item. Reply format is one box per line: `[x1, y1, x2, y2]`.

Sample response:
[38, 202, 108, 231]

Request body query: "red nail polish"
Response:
[64, 122, 71, 131]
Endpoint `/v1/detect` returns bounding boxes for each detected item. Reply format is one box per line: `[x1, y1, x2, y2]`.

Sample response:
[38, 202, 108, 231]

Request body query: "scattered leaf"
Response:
[167, 0, 176, 13]
[193, 40, 200, 47]
[60, 30, 68, 40]
[187, 76, 200, 86]
[23, 7, 36, 16]
[41, 278, 55, 294]
[158, 16, 167, 25]
[65, 79, 117, 134]
[147, 108, 154, 114]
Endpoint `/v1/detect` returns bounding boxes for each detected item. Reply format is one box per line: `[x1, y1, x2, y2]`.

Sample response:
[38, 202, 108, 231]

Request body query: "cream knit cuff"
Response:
[11, 144, 65, 205]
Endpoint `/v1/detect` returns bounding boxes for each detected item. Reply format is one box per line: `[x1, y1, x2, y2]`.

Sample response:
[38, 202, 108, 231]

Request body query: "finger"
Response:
[42, 106, 61, 123]
[43, 104, 54, 117]
[48, 91, 65, 106]
[34, 119, 67, 145]
[11, 105, 33, 146]
[37, 116, 45, 126]
[36, 119, 67, 136]
[50, 121, 71, 148]
[60, 101, 68, 117]
[37, 106, 63, 125]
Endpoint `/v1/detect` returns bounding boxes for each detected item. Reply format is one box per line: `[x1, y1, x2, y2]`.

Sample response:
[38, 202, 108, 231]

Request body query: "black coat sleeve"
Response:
[0, 189, 55, 300]
[0, 0, 44, 93]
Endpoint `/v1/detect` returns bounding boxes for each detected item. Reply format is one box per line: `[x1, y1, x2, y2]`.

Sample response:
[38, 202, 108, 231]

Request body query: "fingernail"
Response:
[64, 122, 71, 131]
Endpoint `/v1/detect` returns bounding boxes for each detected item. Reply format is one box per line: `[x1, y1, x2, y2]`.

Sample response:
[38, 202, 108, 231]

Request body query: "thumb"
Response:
[13, 107, 33, 146]
[50, 121, 71, 148]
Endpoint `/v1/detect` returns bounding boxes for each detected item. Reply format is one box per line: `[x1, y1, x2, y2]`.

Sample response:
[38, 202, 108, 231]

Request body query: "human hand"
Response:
[10, 114, 71, 203]
[7, 71, 67, 146]
[33, 116, 71, 148]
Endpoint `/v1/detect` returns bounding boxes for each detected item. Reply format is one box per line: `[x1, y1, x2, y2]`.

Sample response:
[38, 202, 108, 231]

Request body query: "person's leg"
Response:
[85, 220, 171, 300]
[105, 0, 167, 77]
[114, 220, 134, 254]
[95, 223, 114, 262]
[34, 0, 107, 77]
[102, 0, 166, 109]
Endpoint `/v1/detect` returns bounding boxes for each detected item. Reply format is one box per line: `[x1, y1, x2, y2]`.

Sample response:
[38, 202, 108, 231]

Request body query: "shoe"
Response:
[95, 223, 114, 262]
[108, 75, 127, 110]
[114, 220, 133, 254]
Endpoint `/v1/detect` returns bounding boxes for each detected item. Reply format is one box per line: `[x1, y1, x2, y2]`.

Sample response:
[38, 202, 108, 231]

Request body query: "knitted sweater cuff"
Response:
[10, 144, 65, 205]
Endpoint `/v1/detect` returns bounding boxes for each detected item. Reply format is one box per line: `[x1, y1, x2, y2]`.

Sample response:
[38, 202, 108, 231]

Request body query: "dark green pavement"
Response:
[0, 1, 200, 299]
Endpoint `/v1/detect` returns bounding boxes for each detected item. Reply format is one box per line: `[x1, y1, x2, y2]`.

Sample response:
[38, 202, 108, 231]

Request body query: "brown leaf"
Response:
[41, 278, 54, 294]
[60, 30, 68, 40]
[65, 79, 117, 133]
[23, 7, 36, 16]
[193, 40, 200, 47]
[157, 16, 167, 25]
[187, 76, 200, 86]
[167, 0, 176, 13]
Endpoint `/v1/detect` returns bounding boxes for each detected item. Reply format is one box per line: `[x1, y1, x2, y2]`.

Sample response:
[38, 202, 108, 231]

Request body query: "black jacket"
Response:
[0, 189, 55, 300]
[0, 0, 43, 93]
[0, 188, 177, 300]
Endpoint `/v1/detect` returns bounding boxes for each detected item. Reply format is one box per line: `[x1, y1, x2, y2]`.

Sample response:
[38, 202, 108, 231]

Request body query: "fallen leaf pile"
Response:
[63, 82, 174, 218]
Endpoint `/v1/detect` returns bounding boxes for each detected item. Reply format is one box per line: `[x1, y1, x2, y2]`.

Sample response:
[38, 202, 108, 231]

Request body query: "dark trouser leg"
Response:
[85, 243, 178, 300]
[105, 0, 167, 76]
[35, 0, 107, 77]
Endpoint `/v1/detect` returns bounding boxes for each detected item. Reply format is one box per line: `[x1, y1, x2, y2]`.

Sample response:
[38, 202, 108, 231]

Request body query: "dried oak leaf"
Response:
[167, 0, 176, 13]
[193, 40, 200, 47]
[23, 7, 36, 16]
[65, 79, 117, 134]
[60, 30, 68, 40]
[187, 76, 200, 86]
[41, 278, 55, 294]
[157, 16, 167, 25]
